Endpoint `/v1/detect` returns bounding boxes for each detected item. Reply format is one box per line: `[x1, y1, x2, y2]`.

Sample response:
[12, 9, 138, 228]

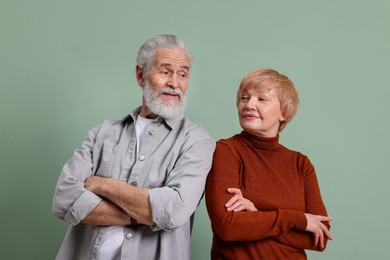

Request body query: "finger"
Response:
[233, 204, 247, 212]
[319, 230, 324, 248]
[228, 201, 243, 211]
[321, 224, 333, 240]
[227, 188, 242, 195]
[319, 216, 333, 222]
[225, 195, 240, 208]
[313, 230, 319, 247]
[233, 201, 254, 212]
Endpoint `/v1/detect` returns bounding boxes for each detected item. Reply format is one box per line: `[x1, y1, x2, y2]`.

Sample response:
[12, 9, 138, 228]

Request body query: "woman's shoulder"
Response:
[279, 144, 314, 168]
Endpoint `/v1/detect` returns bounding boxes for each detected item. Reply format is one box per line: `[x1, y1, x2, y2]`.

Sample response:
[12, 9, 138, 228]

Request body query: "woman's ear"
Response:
[279, 112, 286, 122]
[136, 65, 145, 86]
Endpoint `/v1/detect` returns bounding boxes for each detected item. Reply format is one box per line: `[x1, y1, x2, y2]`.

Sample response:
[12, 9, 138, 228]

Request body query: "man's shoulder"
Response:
[103, 114, 132, 125]
[93, 114, 133, 134]
[174, 117, 215, 154]
[97, 107, 139, 129]
[179, 117, 213, 140]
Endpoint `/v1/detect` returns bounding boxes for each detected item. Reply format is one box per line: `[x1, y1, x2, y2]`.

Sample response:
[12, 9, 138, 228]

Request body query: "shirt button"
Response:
[148, 130, 155, 135]
[130, 181, 137, 186]
[126, 233, 133, 239]
[139, 155, 145, 161]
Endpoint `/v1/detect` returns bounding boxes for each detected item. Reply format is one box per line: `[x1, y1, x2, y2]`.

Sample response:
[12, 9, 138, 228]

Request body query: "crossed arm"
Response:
[205, 142, 333, 252]
[82, 176, 153, 226]
[53, 122, 215, 229]
[225, 188, 333, 249]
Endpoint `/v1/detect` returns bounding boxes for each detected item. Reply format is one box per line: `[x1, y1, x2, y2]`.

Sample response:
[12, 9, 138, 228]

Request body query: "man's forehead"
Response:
[154, 48, 191, 68]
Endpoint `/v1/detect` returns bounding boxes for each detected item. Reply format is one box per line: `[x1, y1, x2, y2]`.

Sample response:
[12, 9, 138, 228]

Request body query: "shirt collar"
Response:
[130, 106, 184, 130]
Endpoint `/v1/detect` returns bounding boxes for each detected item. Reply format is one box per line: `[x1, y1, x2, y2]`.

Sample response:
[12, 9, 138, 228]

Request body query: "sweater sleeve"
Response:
[205, 142, 307, 242]
[270, 155, 331, 251]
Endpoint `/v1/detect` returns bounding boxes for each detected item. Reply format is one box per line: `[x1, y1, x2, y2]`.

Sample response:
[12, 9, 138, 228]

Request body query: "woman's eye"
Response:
[241, 96, 249, 101]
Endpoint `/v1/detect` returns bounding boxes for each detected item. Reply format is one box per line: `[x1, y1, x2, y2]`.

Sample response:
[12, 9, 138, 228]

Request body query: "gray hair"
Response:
[136, 34, 192, 75]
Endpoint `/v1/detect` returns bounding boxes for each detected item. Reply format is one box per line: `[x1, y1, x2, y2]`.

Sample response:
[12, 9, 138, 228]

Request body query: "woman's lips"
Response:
[243, 114, 259, 119]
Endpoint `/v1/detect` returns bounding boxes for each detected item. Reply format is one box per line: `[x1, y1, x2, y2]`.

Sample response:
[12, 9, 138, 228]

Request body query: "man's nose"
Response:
[167, 74, 180, 88]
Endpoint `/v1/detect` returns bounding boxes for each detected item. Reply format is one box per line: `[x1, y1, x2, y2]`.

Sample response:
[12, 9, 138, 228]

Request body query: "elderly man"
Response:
[52, 34, 215, 260]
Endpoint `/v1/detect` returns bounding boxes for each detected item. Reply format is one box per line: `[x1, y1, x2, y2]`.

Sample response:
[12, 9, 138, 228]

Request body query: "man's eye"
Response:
[160, 68, 170, 75]
[178, 72, 187, 78]
[241, 96, 249, 101]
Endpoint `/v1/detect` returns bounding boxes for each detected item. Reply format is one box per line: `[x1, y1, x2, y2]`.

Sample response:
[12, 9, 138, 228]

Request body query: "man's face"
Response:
[138, 47, 191, 119]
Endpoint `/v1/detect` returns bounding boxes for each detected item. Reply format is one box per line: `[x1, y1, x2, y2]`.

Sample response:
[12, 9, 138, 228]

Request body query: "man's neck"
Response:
[139, 106, 158, 119]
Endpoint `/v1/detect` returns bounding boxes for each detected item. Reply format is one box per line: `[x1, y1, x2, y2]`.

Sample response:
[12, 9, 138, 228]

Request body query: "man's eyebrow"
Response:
[160, 63, 190, 71]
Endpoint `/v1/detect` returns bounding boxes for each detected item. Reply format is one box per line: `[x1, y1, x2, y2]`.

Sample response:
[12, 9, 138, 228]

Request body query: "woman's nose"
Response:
[245, 98, 256, 109]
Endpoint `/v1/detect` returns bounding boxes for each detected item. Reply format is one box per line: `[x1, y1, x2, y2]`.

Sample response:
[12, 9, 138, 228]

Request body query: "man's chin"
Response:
[159, 97, 181, 106]
[161, 105, 185, 119]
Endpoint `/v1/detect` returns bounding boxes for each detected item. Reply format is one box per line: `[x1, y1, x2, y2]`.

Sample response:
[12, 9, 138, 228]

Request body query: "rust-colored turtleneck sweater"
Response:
[205, 131, 330, 260]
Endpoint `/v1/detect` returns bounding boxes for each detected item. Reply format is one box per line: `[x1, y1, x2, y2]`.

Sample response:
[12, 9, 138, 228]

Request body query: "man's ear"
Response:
[136, 65, 145, 86]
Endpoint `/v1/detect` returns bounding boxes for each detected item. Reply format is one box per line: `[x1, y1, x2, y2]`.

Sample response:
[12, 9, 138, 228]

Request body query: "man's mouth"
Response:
[163, 93, 179, 97]
[159, 89, 182, 100]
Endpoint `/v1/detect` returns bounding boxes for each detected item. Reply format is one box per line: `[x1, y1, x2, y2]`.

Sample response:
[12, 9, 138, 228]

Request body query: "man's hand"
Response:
[225, 188, 258, 212]
[84, 175, 107, 195]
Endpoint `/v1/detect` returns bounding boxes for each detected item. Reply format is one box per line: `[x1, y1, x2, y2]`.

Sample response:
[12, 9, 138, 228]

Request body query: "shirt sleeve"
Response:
[52, 125, 103, 225]
[270, 155, 331, 251]
[148, 126, 215, 231]
[205, 142, 308, 242]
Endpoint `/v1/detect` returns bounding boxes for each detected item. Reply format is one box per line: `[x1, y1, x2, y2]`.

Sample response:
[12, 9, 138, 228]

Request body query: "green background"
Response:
[1, 0, 389, 259]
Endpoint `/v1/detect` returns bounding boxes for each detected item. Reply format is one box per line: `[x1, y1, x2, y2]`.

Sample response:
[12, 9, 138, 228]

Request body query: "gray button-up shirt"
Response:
[52, 107, 215, 260]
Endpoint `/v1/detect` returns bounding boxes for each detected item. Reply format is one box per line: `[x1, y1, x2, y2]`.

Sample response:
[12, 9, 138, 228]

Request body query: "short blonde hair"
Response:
[236, 68, 299, 132]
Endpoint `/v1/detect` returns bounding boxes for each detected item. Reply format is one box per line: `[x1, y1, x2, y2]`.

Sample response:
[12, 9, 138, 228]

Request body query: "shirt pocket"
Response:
[94, 143, 118, 178]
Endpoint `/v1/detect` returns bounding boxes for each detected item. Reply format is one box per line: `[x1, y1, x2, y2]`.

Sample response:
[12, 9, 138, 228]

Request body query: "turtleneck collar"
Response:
[240, 130, 281, 150]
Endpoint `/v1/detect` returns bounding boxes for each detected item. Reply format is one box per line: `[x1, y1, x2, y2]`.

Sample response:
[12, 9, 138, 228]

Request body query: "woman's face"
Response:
[237, 88, 285, 138]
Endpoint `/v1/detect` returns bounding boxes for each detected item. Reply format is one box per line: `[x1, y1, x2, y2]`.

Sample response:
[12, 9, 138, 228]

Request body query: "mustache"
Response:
[158, 87, 183, 98]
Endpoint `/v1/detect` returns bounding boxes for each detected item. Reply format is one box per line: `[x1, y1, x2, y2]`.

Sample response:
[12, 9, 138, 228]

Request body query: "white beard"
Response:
[142, 82, 187, 119]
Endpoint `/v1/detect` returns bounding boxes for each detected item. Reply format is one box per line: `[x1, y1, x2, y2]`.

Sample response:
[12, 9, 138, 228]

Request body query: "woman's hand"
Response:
[304, 213, 333, 248]
[225, 188, 258, 212]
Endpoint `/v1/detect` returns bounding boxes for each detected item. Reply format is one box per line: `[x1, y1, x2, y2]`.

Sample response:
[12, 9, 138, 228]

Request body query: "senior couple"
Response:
[52, 34, 332, 260]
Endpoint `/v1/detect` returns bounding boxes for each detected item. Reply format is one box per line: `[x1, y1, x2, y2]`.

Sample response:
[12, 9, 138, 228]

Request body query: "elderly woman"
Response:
[205, 68, 332, 259]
